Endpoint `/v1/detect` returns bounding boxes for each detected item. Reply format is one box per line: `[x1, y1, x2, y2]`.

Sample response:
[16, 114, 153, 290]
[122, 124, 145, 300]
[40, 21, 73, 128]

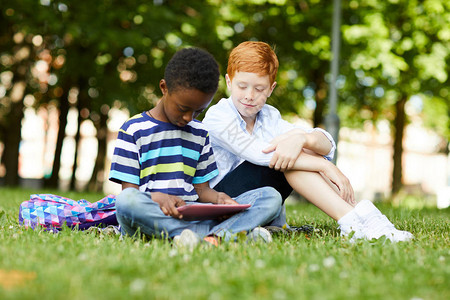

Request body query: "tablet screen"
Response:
[177, 203, 251, 220]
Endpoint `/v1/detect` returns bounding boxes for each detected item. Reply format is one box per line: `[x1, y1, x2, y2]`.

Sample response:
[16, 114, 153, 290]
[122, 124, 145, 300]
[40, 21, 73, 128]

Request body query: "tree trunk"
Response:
[88, 109, 108, 192]
[391, 95, 407, 196]
[2, 95, 24, 186]
[312, 73, 327, 128]
[69, 82, 88, 191]
[45, 87, 70, 188]
[0, 28, 29, 186]
[69, 103, 82, 191]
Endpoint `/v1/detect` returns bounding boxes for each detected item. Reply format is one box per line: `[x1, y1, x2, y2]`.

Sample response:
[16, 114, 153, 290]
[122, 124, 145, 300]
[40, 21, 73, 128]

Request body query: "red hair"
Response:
[227, 41, 279, 84]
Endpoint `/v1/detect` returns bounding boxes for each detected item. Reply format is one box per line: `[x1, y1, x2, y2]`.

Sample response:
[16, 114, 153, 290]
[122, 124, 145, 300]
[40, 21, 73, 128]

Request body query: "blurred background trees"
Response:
[1, 0, 449, 199]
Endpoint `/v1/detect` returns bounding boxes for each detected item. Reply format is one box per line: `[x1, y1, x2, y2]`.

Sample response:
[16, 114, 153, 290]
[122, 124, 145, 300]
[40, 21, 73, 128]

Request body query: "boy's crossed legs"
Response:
[115, 186, 282, 242]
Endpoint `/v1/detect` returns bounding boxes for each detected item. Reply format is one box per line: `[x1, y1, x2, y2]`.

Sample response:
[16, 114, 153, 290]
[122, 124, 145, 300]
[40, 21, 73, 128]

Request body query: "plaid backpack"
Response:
[19, 194, 118, 231]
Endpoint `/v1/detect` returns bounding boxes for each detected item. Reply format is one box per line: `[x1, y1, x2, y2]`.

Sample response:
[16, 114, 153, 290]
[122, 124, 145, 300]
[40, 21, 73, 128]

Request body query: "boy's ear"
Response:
[225, 74, 232, 90]
[159, 79, 168, 95]
[267, 81, 277, 97]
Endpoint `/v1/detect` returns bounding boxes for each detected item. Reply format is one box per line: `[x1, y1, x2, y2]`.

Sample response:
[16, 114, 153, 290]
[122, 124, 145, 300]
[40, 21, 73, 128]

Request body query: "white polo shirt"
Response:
[203, 97, 336, 187]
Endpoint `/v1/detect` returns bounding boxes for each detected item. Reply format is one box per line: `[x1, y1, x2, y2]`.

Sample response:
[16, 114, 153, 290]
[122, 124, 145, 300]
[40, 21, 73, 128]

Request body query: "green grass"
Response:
[0, 187, 449, 300]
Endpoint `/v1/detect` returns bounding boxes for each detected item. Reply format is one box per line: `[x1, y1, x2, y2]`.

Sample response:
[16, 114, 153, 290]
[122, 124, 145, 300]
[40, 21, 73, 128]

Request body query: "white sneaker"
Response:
[247, 227, 273, 243]
[354, 200, 414, 242]
[360, 213, 414, 242]
[173, 229, 201, 250]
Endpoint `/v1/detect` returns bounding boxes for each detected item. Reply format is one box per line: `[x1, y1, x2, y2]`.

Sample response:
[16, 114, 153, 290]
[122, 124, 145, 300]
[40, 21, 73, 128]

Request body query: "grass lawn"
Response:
[0, 187, 449, 300]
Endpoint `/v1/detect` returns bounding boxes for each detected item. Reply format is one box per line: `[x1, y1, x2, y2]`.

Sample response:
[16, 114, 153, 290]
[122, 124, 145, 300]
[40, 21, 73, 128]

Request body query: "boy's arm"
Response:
[263, 128, 333, 171]
[122, 182, 139, 190]
[193, 182, 239, 205]
[273, 115, 336, 159]
[121, 182, 185, 219]
[269, 128, 333, 156]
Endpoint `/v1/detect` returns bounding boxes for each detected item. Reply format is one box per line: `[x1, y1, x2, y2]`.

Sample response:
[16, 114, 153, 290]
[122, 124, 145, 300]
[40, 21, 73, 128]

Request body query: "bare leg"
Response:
[285, 170, 414, 242]
[285, 170, 353, 220]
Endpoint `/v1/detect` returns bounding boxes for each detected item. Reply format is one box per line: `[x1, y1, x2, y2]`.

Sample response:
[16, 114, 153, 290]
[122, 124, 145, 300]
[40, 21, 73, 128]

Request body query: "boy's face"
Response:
[159, 80, 214, 127]
[226, 71, 276, 120]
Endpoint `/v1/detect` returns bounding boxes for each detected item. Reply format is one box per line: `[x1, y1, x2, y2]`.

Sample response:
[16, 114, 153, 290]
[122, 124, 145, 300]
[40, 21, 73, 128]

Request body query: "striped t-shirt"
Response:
[109, 112, 219, 201]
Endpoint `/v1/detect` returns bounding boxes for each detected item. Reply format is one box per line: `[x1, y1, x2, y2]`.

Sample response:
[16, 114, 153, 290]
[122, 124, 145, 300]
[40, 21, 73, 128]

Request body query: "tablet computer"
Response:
[177, 203, 251, 221]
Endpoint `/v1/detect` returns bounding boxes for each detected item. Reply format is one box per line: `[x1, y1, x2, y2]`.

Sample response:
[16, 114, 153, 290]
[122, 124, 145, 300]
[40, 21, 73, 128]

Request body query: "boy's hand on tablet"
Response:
[194, 182, 239, 205]
[151, 192, 186, 219]
[216, 192, 239, 205]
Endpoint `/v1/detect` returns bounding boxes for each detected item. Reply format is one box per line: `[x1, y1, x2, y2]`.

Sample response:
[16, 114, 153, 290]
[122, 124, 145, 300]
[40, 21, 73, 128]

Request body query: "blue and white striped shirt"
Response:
[109, 112, 219, 201]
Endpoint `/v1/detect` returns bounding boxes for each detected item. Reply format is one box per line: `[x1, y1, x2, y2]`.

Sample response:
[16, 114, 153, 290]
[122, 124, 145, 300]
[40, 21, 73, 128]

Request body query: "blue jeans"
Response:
[115, 187, 282, 241]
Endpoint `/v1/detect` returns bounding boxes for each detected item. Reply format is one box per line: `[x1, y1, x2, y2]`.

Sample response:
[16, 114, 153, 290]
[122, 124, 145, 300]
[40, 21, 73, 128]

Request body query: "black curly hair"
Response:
[164, 47, 220, 94]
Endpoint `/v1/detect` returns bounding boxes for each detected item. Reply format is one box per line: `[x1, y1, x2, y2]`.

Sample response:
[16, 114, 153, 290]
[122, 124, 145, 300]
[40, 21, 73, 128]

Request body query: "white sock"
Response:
[353, 199, 381, 218]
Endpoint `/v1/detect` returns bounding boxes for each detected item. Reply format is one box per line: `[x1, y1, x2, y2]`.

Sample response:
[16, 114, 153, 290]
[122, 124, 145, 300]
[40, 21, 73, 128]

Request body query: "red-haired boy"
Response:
[204, 41, 413, 242]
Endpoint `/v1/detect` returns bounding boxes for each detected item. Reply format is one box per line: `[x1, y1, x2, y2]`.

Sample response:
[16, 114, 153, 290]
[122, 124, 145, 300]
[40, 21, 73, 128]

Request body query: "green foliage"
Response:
[421, 95, 450, 141]
[340, 0, 449, 129]
[1, 0, 449, 192]
[2, 0, 448, 124]
[1, 188, 449, 299]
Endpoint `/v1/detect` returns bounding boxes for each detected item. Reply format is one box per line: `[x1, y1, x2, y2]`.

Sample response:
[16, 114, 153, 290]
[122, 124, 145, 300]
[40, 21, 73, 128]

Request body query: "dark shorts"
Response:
[214, 161, 293, 201]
